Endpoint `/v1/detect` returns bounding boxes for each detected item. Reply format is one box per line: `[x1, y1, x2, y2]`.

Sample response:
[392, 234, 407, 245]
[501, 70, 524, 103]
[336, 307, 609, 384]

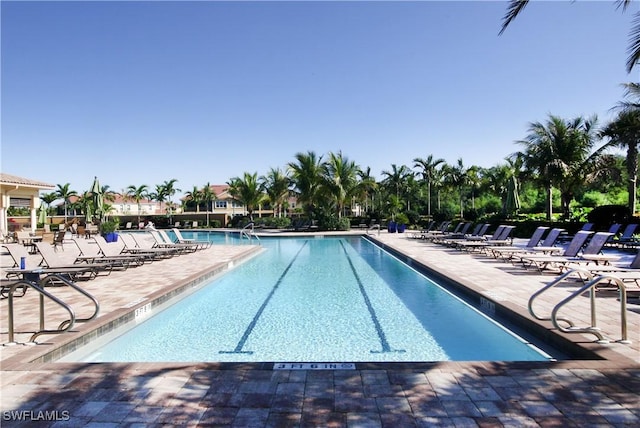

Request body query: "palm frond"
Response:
[627, 10, 640, 72]
[499, 0, 530, 36]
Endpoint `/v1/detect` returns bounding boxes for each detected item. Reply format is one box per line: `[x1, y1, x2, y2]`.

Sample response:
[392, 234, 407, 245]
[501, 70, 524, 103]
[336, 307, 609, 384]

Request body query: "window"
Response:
[215, 201, 227, 209]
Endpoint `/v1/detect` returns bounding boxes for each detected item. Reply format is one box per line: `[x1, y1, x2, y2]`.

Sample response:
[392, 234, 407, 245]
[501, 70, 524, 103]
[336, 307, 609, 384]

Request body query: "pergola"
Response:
[0, 173, 55, 233]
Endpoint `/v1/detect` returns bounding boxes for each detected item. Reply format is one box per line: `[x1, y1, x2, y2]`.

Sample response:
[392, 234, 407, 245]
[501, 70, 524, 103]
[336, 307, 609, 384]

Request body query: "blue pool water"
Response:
[64, 235, 554, 362]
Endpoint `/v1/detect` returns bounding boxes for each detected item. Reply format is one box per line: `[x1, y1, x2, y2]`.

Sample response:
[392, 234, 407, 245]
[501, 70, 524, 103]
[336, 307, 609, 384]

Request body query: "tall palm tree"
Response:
[227, 172, 265, 221]
[413, 155, 445, 217]
[598, 110, 640, 213]
[260, 168, 291, 218]
[356, 166, 378, 215]
[515, 114, 599, 219]
[159, 179, 180, 221]
[201, 182, 215, 227]
[442, 158, 472, 218]
[322, 151, 361, 218]
[55, 183, 77, 223]
[499, 0, 639, 73]
[288, 151, 325, 220]
[126, 184, 149, 224]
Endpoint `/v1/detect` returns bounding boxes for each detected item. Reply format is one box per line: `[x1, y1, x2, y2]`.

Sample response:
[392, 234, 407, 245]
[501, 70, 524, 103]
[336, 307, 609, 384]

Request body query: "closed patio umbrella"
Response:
[504, 175, 521, 216]
[90, 176, 104, 222]
[38, 204, 47, 225]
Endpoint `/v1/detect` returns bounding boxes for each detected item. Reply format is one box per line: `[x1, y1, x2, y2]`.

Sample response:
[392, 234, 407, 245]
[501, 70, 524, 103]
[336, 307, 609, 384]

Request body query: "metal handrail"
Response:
[240, 222, 261, 244]
[528, 268, 594, 328]
[529, 267, 631, 344]
[6, 280, 76, 344]
[39, 274, 100, 329]
[551, 274, 630, 344]
[367, 224, 381, 236]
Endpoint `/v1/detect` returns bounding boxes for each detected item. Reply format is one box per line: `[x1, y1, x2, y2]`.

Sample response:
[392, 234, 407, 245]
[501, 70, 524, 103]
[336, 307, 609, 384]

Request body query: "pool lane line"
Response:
[220, 240, 309, 354]
[339, 240, 405, 354]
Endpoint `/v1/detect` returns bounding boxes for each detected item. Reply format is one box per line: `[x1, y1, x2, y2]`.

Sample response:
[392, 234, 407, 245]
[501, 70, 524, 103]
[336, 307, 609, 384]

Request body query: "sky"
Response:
[1, 0, 638, 202]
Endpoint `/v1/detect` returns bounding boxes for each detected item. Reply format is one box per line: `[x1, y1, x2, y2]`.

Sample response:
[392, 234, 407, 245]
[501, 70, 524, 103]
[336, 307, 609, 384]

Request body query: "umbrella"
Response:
[38, 204, 47, 225]
[504, 175, 521, 216]
[90, 176, 104, 222]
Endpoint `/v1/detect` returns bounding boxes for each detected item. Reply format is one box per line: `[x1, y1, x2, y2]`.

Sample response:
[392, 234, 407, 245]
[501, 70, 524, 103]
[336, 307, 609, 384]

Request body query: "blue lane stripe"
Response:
[340, 240, 402, 354]
[220, 240, 308, 354]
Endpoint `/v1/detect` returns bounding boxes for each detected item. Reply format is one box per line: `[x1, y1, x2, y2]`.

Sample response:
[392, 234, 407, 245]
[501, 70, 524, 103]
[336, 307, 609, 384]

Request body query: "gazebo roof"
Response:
[0, 173, 55, 190]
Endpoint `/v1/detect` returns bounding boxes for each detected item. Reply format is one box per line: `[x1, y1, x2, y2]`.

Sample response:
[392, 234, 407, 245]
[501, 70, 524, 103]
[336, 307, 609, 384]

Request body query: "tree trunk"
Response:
[546, 185, 553, 221]
[627, 144, 638, 215]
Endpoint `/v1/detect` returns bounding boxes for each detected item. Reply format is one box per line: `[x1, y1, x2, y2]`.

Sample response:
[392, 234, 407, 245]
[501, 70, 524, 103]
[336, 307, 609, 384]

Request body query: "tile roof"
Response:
[0, 173, 55, 189]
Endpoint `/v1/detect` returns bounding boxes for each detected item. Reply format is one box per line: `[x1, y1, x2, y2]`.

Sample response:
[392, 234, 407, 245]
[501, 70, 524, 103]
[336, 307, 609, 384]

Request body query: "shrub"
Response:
[587, 205, 631, 230]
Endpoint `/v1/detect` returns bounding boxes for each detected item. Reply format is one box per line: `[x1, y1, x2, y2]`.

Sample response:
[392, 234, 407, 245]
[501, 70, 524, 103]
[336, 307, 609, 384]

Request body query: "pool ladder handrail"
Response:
[5, 274, 100, 344]
[367, 224, 381, 236]
[528, 267, 630, 344]
[240, 222, 261, 244]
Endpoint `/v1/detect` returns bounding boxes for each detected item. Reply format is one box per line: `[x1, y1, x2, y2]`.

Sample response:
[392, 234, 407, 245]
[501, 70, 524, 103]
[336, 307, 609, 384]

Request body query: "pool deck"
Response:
[1, 230, 638, 427]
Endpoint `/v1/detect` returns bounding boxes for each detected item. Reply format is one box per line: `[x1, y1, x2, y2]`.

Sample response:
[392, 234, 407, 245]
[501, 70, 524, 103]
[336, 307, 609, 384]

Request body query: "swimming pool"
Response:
[62, 235, 555, 362]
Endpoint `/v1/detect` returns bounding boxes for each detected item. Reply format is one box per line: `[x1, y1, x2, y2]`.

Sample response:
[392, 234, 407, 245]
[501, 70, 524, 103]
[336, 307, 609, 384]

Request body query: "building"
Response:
[0, 173, 56, 232]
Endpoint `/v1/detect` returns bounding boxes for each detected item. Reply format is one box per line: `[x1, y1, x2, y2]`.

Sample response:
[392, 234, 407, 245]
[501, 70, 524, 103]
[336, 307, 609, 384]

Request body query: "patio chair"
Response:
[452, 225, 512, 251]
[152, 230, 199, 253]
[71, 237, 145, 268]
[118, 233, 178, 259]
[610, 223, 639, 249]
[487, 226, 550, 260]
[34, 241, 114, 277]
[171, 228, 212, 249]
[517, 231, 615, 273]
[3, 243, 100, 281]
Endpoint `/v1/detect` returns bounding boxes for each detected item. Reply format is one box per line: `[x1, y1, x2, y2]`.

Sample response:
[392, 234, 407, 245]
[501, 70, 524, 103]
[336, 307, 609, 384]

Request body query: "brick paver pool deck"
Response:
[1, 230, 638, 427]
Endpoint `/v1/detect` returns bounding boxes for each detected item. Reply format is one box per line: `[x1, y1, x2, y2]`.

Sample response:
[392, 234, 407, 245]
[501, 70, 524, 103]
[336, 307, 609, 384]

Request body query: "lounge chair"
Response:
[1, 278, 27, 298]
[486, 226, 550, 260]
[517, 231, 615, 273]
[3, 243, 101, 281]
[491, 227, 565, 261]
[35, 241, 114, 277]
[452, 225, 515, 252]
[148, 230, 198, 253]
[119, 233, 179, 259]
[437, 223, 491, 246]
[432, 222, 473, 243]
[71, 237, 145, 268]
[608, 223, 639, 248]
[171, 228, 212, 249]
[420, 221, 452, 240]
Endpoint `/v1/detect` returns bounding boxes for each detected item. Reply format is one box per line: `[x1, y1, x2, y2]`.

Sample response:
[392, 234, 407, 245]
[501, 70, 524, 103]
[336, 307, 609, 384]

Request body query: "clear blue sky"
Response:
[1, 0, 636, 202]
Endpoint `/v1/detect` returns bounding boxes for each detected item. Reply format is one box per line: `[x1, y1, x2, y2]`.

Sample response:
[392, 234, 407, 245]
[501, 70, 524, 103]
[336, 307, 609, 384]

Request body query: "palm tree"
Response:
[515, 114, 599, 219]
[442, 158, 472, 218]
[126, 184, 149, 224]
[40, 192, 58, 220]
[499, 0, 639, 73]
[598, 110, 640, 213]
[55, 183, 77, 223]
[288, 151, 325, 220]
[159, 179, 180, 222]
[356, 166, 378, 215]
[201, 182, 215, 227]
[260, 168, 290, 218]
[184, 186, 203, 213]
[227, 172, 265, 221]
[413, 155, 445, 217]
[616, 82, 640, 112]
[322, 151, 360, 218]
